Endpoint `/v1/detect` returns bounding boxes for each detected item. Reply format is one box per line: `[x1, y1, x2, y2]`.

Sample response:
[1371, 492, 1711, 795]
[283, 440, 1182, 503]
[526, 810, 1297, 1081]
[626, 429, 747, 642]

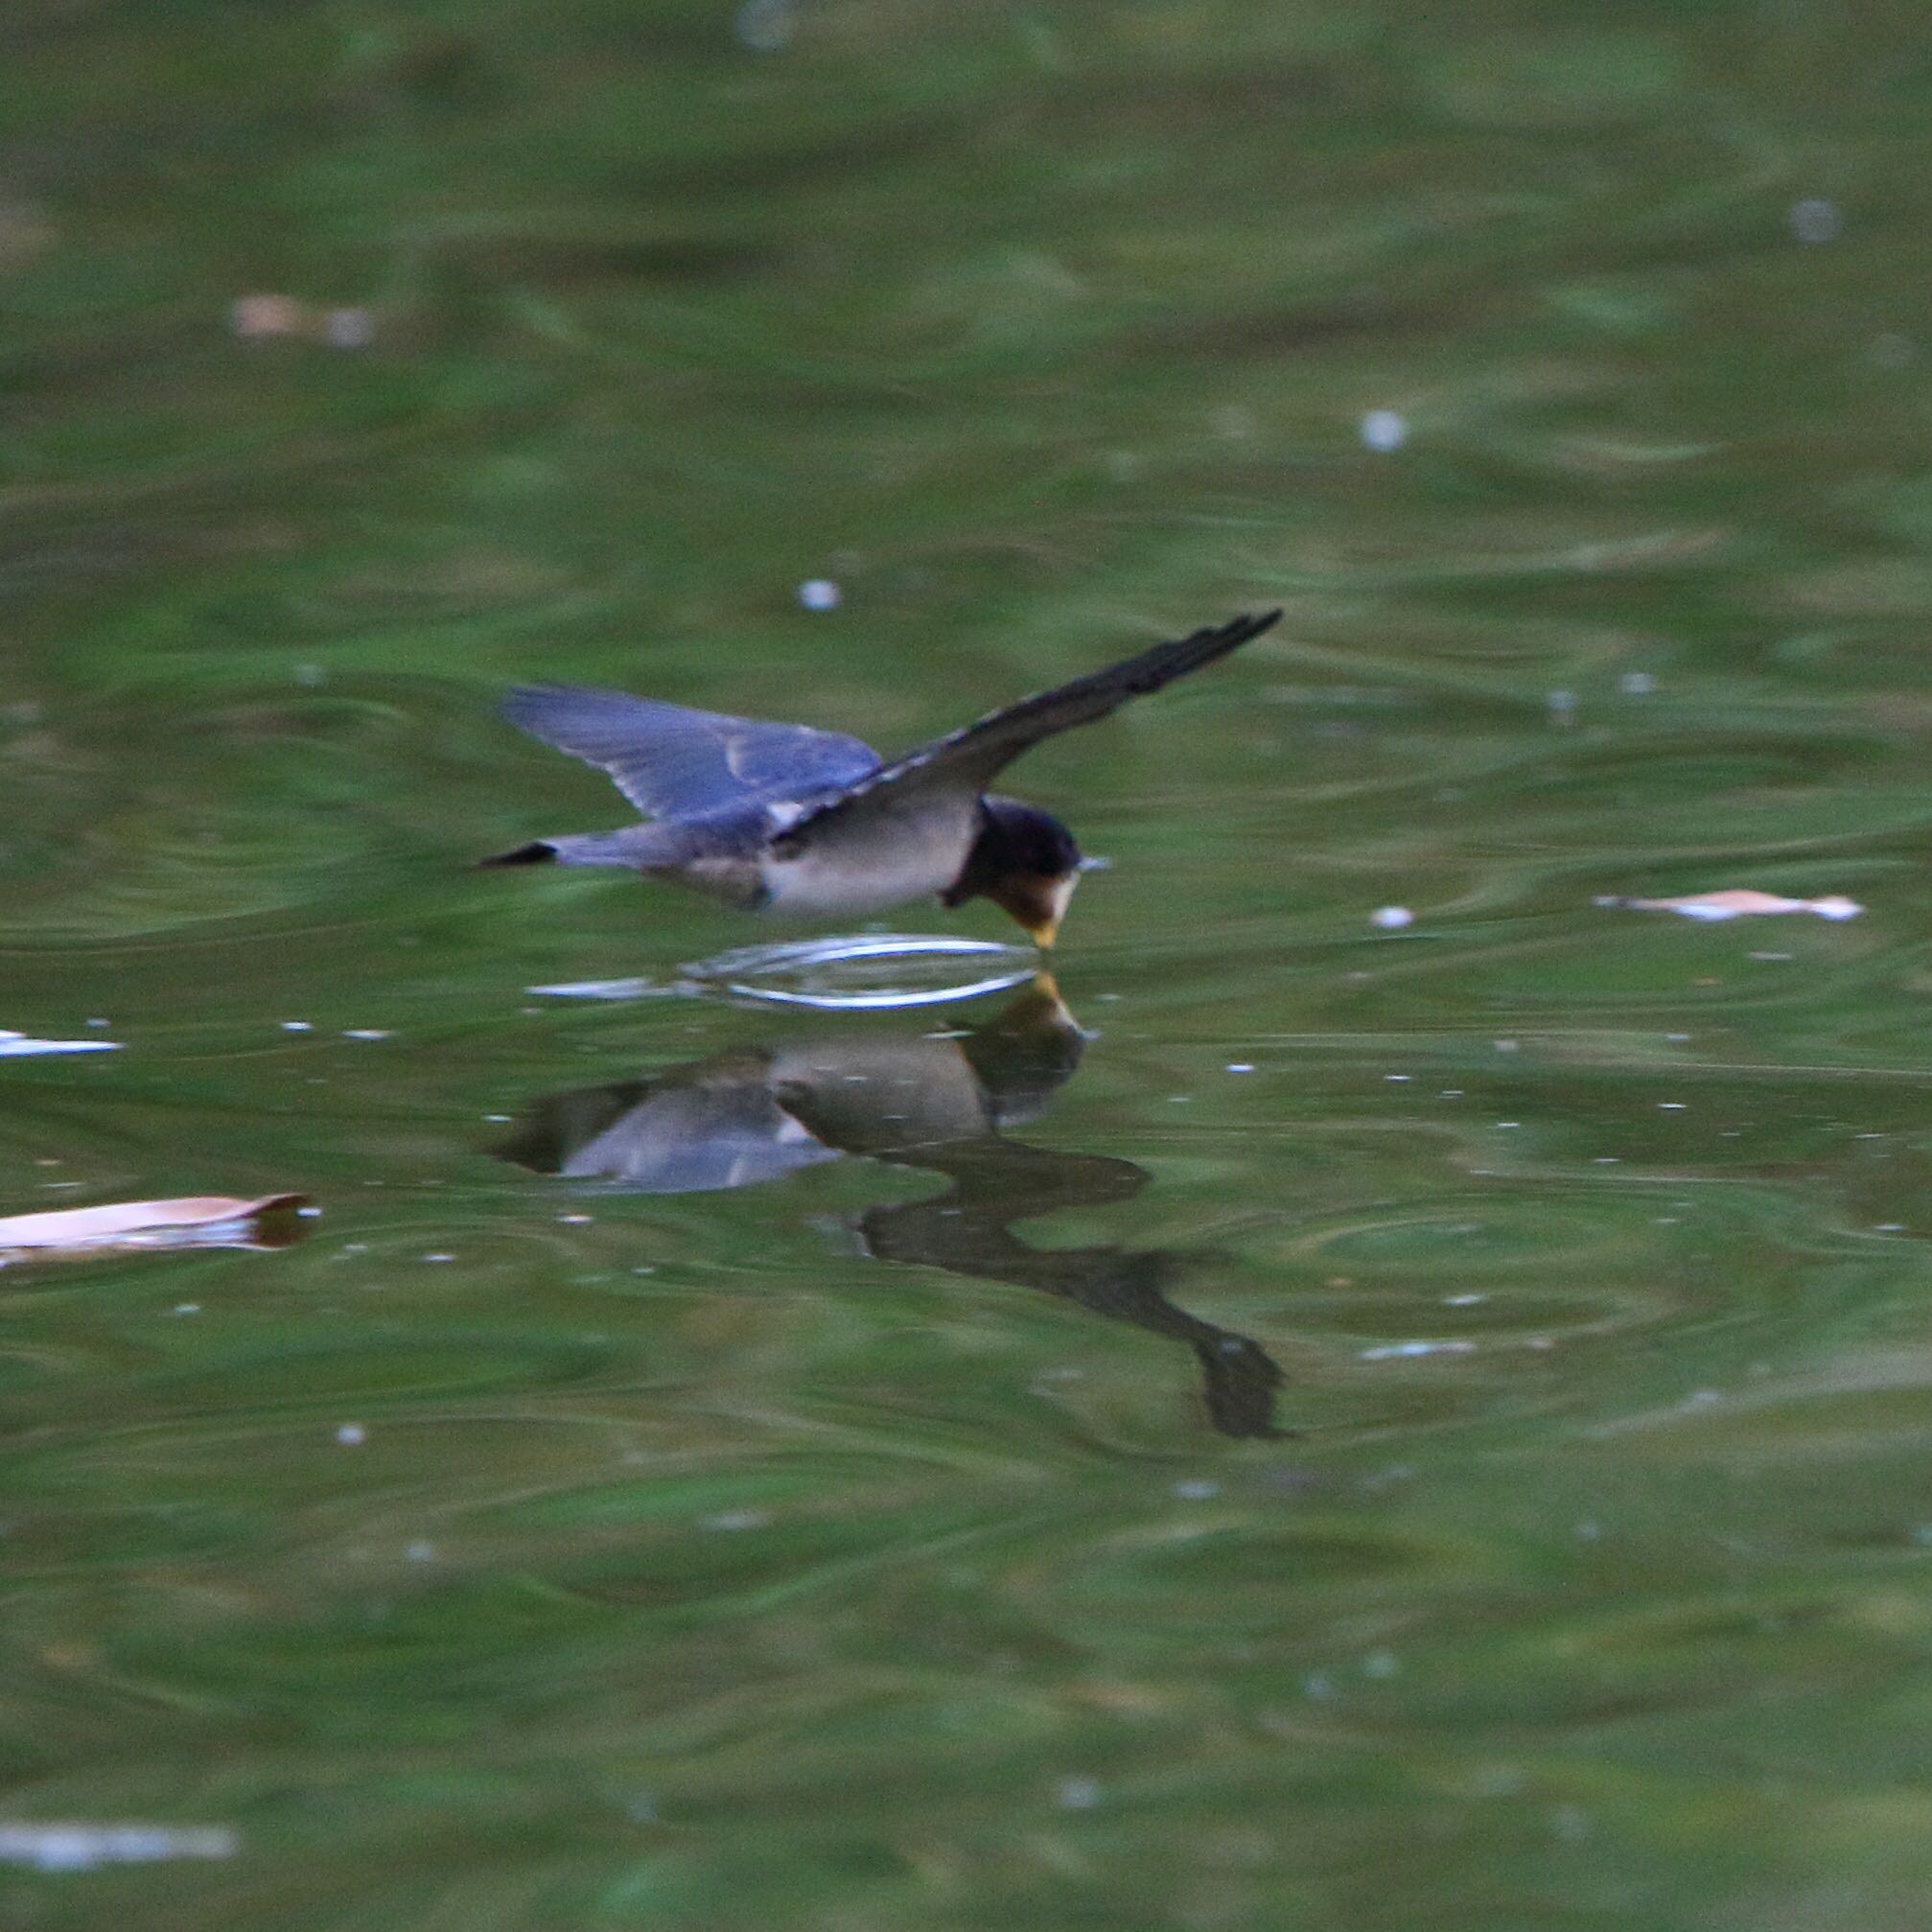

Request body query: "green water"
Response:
[9, 1, 1932, 1924]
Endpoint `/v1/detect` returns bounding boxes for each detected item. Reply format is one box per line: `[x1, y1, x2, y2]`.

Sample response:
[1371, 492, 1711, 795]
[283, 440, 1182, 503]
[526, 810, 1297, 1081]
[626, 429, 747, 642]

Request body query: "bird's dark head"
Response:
[943, 797, 1084, 948]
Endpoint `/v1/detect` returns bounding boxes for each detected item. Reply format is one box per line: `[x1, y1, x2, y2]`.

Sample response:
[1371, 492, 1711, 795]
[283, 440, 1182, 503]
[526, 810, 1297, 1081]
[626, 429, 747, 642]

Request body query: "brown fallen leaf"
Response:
[0, 1194, 310, 1261]
[1594, 890, 1862, 922]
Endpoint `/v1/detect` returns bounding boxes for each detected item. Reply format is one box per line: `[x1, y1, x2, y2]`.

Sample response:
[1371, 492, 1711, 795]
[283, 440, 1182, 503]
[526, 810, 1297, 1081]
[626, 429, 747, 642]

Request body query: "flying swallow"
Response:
[481, 609, 1281, 946]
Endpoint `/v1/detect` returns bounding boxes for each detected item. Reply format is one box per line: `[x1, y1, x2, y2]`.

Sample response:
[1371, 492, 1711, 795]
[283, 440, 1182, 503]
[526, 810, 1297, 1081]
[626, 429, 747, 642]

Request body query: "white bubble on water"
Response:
[736, 0, 794, 50]
[1790, 197, 1841, 244]
[701, 1509, 769, 1533]
[797, 577, 841, 611]
[1371, 905, 1414, 929]
[1360, 408, 1408, 452]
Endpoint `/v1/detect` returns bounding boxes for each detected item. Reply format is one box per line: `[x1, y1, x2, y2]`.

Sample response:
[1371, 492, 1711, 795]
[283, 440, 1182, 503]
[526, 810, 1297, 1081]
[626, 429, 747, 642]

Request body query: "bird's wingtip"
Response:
[477, 840, 558, 869]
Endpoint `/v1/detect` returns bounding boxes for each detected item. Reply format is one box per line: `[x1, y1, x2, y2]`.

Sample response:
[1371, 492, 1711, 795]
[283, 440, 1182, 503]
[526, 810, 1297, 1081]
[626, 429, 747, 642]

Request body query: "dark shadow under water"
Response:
[498, 980, 1286, 1438]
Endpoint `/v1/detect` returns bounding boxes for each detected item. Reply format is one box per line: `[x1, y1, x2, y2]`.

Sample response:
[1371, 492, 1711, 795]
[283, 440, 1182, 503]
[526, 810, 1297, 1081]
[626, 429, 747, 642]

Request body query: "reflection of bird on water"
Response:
[497, 980, 1285, 1439]
[481, 610, 1280, 948]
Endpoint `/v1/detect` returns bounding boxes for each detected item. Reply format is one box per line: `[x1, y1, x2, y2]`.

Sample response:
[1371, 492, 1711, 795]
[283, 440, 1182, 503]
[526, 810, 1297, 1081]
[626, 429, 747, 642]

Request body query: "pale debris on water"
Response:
[0, 1030, 120, 1058]
[0, 1822, 238, 1872]
[231, 294, 374, 347]
[0, 1194, 309, 1258]
[1371, 905, 1414, 929]
[1595, 889, 1862, 922]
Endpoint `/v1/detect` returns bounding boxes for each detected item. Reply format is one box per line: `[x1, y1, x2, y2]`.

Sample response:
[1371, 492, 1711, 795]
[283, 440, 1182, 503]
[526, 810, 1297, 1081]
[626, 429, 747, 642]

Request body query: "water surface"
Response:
[7, 3, 1932, 1926]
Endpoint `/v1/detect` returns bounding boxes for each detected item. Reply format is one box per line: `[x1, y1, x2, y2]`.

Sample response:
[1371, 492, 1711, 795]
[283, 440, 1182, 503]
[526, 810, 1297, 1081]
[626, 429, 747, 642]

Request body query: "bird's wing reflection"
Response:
[498, 979, 1286, 1438]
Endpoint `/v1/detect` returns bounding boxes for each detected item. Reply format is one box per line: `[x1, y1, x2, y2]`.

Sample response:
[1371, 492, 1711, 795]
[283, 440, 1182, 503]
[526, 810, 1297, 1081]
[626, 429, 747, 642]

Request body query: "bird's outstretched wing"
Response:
[773, 609, 1281, 853]
[501, 686, 881, 822]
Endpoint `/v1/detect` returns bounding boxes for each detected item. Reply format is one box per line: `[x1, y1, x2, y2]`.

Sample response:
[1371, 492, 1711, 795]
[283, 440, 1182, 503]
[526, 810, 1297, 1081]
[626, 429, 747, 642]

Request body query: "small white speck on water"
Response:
[337, 1423, 365, 1446]
[1547, 688, 1578, 722]
[1654, 1216, 1681, 1224]
[1056, 1776, 1103, 1811]
[1495, 1121, 1521, 1130]
[1225, 1062, 1255, 1074]
[796, 576, 841, 611]
[1385, 1073, 1411, 1083]
[342, 1029, 391, 1041]
[1790, 196, 1842, 243]
[1658, 1102, 1687, 1111]
[172, 1303, 200, 1316]
[280, 1020, 313, 1033]
[735, 0, 794, 50]
[1360, 407, 1408, 452]
[1359, 1338, 1478, 1360]
[85, 1017, 110, 1028]
[422, 1252, 454, 1264]
[1172, 1478, 1221, 1501]
[1749, 950, 1793, 962]
[1684, 1388, 1722, 1408]
[1444, 1292, 1486, 1306]
[1371, 904, 1415, 929]
[1875, 1222, 1906, 1233]
[1665, 1032, 1690, 1043]
[483, 1113, 511, 1124]
[700, 1509, 769, 1533]
[1440, 1088, 1463, 1098]
[558, 1213, 594, 1225]
[1494, 1038, 1520, 1054]
[632, 1266, 656, 1275]
[1168, 1094, 1192, 1104]
[1552, 1804, 1591, 1843]
[1594, 1155, 1620, 1164]
[1618, 670, 1657, 695]
[296, 1206, 322, 1219]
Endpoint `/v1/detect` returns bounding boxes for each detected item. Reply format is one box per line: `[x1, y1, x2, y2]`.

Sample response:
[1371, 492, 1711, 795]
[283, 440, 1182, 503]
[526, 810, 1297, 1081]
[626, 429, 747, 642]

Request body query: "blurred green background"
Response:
[9, 1, 1932, 1926]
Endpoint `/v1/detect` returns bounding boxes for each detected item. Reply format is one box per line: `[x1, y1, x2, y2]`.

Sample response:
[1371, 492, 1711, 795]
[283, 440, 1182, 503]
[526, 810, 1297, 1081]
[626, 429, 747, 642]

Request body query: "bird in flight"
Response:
[481, 609, 1280, 947]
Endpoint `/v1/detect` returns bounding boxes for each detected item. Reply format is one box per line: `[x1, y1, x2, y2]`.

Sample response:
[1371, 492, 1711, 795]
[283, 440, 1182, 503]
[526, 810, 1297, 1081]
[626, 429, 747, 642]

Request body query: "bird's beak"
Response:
[1027, 873, 1080, 950]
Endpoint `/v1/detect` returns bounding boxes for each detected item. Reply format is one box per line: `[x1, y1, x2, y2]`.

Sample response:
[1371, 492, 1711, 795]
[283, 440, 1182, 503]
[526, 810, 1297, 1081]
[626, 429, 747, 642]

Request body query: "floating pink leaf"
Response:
[0, 1195, 310, 1260]
[1594, 890, 1862, 923]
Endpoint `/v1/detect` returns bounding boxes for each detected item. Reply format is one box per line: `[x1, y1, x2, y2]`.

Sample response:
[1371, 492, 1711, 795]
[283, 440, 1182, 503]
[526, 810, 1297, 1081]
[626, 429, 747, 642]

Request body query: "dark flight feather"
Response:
[772, 609, 1281, 854]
